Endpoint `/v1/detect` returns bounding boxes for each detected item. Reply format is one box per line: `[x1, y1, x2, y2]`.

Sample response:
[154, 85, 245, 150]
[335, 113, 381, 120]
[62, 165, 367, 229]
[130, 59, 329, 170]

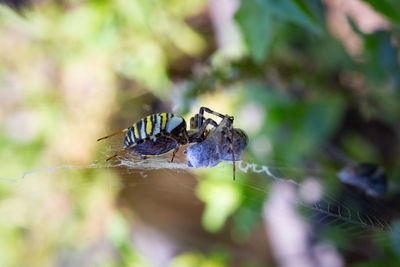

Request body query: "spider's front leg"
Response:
[192, 118, 218, 142]
[198, 107, 227, 127]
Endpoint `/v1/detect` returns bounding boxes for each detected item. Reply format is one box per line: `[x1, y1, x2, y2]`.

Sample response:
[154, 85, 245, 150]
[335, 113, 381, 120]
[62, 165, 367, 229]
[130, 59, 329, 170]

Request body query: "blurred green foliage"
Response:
[235, 0, 321, 62]
[171, 250, 228, 267]
[107, 212, 149, 266]
[1, 0, 400, 266]
[360, 0, 400, 22]
[196, 168, 241, 233]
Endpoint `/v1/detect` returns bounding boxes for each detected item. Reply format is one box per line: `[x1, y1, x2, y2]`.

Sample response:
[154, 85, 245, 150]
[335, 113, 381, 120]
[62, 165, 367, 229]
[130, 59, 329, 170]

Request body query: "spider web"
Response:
[235, 160, 398, 243]
[1, 139, 398, 253]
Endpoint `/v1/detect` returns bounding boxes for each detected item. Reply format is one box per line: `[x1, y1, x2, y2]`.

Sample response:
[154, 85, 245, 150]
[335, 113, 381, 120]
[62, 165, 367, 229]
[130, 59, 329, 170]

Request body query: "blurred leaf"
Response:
[360, 0, 400, 22]
[235, 0, 321, 63]
[107, 212, 149, 266]
[107, 212, 130, 248]
[170, 251, 227, 267]
[196, 169, 241, 233]
[292, 0, 317, 20]
[265, 0, 321, 33]
[349, 19, 400, 90]
[115, 40, 171, 98]
[364, 31, 400, 86]
[235, 0, 273, 63]
[302, 98, 344, 144]
[243, 83, 344, 164]
[156, 17, 206, 56]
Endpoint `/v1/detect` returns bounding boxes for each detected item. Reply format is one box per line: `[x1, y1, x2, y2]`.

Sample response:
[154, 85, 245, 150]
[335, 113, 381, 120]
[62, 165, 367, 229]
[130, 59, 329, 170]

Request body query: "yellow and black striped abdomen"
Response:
[123, 113, 185, 149]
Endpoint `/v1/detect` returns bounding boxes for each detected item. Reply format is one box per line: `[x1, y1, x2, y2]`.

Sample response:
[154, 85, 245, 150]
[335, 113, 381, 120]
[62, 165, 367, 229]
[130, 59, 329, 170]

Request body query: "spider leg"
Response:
[106, 143, 138, 161]
[230, 128, 236, 181]
[170, 128, 190, 162]
[192, 118, 218, 142]
[97, 128, 129, 141]
[182, 128, 190, 144]
[170, 145, 180, 163]
[190, 114, 199, 130]
[222, 128, 236, 181]
[199, 107, 227, 127]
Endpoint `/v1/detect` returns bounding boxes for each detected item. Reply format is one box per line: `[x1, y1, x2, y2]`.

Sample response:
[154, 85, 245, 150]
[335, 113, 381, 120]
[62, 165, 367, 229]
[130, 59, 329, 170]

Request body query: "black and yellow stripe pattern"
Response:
[123, 113, 183, 148]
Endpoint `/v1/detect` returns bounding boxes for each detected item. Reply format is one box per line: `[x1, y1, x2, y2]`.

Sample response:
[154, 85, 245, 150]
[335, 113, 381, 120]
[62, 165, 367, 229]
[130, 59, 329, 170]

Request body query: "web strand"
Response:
[0, 154, 397, 240]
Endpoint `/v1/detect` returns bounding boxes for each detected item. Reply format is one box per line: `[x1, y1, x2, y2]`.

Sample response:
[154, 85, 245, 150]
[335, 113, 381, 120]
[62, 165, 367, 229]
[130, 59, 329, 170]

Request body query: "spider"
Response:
[97, 107, 247, 180]
[186, 111, 248, 181]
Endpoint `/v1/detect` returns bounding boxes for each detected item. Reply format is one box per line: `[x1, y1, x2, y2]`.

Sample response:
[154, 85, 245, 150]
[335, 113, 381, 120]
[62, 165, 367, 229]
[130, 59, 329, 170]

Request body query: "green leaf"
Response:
[292, 0, 317, 20]
[235, 0, 273, 63]
[361, 0, 400, 23]
[235, 0, 322, 63]
[196, 169, 241, 233]
[265, 0, 321, 34]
